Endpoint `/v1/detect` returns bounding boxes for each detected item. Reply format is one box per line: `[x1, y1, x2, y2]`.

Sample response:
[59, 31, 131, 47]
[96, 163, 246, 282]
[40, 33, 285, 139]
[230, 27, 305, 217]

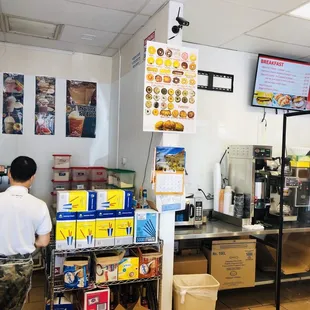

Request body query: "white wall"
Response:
[118, 42, 310, 207]
[0, 43, 113, 203]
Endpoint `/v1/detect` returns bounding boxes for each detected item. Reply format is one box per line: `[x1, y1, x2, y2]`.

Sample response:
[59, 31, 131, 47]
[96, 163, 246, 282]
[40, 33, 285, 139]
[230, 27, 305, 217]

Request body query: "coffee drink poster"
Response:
[35, 76, 56, 135]
[2, 73, 24, 135]
[66, 80, 97, 138]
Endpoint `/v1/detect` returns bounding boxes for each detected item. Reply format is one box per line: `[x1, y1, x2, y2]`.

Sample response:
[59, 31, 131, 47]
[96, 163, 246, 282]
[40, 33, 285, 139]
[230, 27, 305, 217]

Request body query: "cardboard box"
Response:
[57, 191, 90, 212]
[87, 191, 97, 211]
[118, 257, 139, 280]
[81, 288, 110, 310]
[256, 233, 310, 275]
[133, 247, 162, 278]
[203, 239, 256, 290]
[124, 190, 133, 209]
[95, 210, 116, 247]
[115, 210, 134, 245]
[63, 256, 90, 289]
[96, 189, 124, 210]
[56, 212, 76, 250]
[94, 250, 125, 283]
[173, 254, 208, 275]
[55, 254, 67, 275]
[76, 211, 96, 248]
[45, 296, 73, 310]
[134, 209, 159, 244]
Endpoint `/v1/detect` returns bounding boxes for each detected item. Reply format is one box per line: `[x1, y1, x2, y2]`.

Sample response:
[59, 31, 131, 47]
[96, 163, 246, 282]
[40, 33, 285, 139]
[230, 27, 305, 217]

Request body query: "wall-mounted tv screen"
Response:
[252, 55, 310, 111]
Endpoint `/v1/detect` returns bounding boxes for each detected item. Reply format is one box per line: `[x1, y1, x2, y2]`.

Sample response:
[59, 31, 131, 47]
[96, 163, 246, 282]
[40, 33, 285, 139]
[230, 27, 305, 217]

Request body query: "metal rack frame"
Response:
[46, 239, 163, 309]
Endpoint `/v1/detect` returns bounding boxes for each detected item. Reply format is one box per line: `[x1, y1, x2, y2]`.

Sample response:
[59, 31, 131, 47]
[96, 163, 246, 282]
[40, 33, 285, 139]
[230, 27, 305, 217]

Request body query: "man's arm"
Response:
[35, 233, 50, 247]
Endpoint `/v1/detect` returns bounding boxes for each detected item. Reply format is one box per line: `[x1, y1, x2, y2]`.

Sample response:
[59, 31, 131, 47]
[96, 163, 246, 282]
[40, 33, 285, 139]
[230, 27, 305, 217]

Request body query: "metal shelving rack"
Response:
[46, 238, 163, 309]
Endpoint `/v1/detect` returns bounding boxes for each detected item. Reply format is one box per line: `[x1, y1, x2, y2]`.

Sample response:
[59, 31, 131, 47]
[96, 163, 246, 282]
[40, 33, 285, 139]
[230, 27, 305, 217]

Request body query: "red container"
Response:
[71, 167, 88, 181]
[89, 167, 107, 181]
[71, 181, 89, 190]
[52, 180, 71, 191]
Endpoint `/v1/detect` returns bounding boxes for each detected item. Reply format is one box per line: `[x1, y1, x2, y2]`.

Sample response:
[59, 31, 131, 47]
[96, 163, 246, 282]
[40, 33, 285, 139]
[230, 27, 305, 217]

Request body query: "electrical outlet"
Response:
[122, 157, 127, 166]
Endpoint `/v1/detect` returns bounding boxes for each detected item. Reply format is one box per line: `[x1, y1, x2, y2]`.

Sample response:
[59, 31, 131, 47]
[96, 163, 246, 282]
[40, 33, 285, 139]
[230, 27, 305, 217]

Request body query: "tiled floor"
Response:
[23, 272, 310, 309]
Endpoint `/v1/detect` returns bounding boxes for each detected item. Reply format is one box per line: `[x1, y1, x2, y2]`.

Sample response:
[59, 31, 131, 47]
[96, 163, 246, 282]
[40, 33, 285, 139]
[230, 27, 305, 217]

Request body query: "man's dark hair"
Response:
[10, 156, 37, 182]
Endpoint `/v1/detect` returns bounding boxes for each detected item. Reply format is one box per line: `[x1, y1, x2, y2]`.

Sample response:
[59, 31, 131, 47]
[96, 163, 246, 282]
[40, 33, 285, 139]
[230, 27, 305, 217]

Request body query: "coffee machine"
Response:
[227, 145, 273, 225]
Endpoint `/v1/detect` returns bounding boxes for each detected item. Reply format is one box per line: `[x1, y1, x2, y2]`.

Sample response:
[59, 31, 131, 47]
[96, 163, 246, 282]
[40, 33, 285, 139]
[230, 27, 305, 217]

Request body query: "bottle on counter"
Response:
[224, 186, 232, 215]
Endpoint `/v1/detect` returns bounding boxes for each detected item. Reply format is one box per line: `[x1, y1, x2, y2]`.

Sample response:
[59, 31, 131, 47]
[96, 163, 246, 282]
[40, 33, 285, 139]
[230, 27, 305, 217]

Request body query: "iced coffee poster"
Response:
[66, 80, 97, 138]
[35, 76, 55, 135]
[143, 41, 198, 133]
[2, 73, 24, 135]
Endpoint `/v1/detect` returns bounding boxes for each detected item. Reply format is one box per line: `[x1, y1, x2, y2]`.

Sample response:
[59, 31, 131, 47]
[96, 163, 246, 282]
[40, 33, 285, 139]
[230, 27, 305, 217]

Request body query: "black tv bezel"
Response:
[251, 54, 310, 111]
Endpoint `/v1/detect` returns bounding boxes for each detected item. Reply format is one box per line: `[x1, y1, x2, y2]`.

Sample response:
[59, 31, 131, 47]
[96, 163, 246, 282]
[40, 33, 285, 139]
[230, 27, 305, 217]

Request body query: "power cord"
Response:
[142, 132, 154, 188]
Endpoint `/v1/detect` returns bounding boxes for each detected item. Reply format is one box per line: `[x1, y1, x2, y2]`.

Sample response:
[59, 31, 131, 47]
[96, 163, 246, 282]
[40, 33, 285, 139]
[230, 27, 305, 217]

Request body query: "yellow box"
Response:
[96, 189, 124, 210]
[291, 161, 310, 168]
[118, 257, 139, 280]
[76, 211, 96, 248]
[56, 212, 77, 250]
[95, 210, 116, 247]
[115, 210, 134, 246]
[57, 191, 88, 212]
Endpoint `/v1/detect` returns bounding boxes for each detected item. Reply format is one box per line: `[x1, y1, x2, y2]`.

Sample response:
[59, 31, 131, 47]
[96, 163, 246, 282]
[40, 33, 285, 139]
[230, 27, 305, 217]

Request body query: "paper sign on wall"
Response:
[2, 73, 24, 135]
[143, 41, 198, 133]
[66, 80, 97, 138]
[35, 76, 55, 135]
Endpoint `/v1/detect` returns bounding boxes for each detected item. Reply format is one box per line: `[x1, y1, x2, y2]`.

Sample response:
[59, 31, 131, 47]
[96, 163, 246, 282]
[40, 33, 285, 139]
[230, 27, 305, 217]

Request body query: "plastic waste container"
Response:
[173, 274, 220, 310]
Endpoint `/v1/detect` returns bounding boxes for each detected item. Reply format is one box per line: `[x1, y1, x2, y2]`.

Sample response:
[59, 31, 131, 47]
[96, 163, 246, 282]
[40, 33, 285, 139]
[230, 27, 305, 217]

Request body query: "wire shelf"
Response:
[53, 276, 161, 293]
[50, 240, 163, 255]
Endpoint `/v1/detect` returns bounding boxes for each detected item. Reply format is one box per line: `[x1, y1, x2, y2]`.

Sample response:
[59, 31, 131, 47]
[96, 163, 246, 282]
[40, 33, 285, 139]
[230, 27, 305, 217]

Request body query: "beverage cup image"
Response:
[4, 116, 15, 134]
[87, 235, 93, 244]
[68, 110, 85, 137]
[67, 236, 73, 245]
[107, 228, 113, 236]
[6, 96, 16, 113]
[126, 227, 132, 235]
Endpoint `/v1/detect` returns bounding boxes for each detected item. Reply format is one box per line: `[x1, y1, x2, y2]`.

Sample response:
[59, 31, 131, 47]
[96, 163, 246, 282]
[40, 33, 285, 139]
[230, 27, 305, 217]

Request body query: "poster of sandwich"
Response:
[66, 80, 97, 138]
[143, 41, 198, 133]
[2, 73, 24, 135]
[35, 76, 56, 135]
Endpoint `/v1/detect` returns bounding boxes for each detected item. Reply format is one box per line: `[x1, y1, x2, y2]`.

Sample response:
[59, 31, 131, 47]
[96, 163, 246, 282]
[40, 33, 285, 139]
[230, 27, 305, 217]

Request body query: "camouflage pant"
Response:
[0, 255, 33, 310]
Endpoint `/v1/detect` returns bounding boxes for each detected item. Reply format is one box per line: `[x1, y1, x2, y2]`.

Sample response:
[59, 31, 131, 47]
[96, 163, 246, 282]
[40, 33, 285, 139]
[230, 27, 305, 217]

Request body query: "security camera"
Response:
[169, 7, 190, 39]
[176, 16, 190, 27]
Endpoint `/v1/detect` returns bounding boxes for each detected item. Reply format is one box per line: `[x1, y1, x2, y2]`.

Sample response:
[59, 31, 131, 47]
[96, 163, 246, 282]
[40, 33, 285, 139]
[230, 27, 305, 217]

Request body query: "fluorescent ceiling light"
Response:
[4, 15, 62, 39]
[290, 2, 310, 20]
[81, 34, 96, 41]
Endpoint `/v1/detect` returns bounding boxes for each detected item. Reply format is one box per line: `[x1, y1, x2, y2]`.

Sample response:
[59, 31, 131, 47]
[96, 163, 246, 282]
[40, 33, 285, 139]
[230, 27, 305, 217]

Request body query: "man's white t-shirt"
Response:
[0, 185, 52, 256]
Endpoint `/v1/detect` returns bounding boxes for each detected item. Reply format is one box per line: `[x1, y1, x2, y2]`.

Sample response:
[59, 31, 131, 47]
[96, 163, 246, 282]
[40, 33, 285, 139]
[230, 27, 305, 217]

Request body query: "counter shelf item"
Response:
[52, 180, 71, 191]
[53, 154, 71, 169]
[89, 167, 107, 181]
[108, 169, 135, 189]
[52, 167, 71, 182]
[89, 181, 107, 190]
[71, 167, 89, 182]
[71, 181, 89, 190]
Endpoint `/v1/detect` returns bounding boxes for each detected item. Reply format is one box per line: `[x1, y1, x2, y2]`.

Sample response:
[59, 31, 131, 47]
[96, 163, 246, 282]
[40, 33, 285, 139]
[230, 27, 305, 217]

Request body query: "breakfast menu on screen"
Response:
[253, 55, 310, 110]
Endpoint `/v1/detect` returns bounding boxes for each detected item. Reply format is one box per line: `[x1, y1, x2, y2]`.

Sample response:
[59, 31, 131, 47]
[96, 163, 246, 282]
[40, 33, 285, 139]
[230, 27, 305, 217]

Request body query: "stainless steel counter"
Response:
[174, 220, 310, 240]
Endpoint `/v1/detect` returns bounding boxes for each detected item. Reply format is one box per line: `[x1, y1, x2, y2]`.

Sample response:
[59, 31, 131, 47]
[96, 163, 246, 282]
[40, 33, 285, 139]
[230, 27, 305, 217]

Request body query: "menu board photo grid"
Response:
[2, 73, 24, 135]
[252, 55, 310, 111]
[143, 41, 198, 133]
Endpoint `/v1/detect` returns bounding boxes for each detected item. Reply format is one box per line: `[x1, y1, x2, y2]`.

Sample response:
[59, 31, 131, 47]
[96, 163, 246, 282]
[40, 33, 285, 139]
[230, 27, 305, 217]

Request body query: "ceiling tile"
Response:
[110, 33, 132, 49]
[66, 0, 147, 13]
[222, 0, 308, 13]
[6, 33, 104, 54]
[222, 35, 310, 59]
[140, 0, 167, 16]
[101, 48, 118, 57]
[1, 0, 134, 33]
[122, 15, 149, 35]
[183, 0, 277, 46]
[248, 16, 310, 47]
[60, 25, 116, 47]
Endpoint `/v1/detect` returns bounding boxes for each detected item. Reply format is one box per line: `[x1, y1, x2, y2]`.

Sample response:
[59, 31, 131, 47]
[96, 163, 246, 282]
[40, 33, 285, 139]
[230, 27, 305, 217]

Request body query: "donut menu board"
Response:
[143, 41, 198, 133]
[252, 55, 310, 111]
